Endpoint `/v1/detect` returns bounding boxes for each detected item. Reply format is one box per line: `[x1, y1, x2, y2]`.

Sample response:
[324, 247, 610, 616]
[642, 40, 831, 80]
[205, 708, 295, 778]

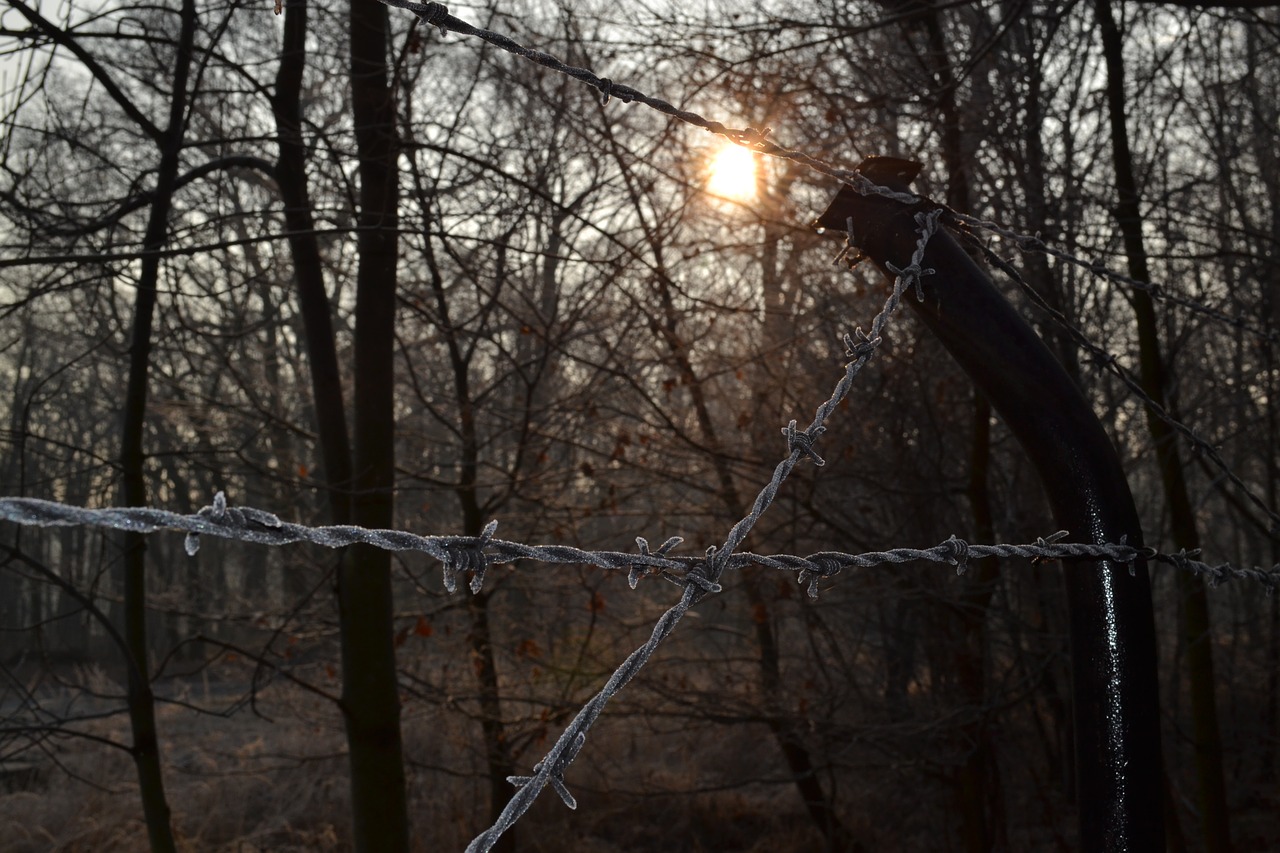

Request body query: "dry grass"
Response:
[6, 620, 1278, 852]
[1, 668, 833, 852]
[1, 684, 350, 851]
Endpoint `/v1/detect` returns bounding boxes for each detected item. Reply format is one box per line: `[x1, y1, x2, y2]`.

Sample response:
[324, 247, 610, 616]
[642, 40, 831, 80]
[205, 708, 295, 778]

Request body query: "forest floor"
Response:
[0, 661, 828, 852]
[5, 659, 1280, 851]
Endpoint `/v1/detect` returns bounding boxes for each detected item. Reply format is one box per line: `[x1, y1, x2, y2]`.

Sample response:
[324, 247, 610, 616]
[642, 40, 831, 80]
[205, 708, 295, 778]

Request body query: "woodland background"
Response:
[0, 0, 1277, 850]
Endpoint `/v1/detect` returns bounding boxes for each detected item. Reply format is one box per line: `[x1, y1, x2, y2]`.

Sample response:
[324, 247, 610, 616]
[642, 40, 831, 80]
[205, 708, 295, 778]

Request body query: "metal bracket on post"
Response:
[816, 158, 1164, 851]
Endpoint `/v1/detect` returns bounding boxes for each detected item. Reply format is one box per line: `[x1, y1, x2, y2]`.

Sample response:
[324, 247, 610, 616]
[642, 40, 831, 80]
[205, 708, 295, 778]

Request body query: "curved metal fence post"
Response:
[818, 160, 1164, 851]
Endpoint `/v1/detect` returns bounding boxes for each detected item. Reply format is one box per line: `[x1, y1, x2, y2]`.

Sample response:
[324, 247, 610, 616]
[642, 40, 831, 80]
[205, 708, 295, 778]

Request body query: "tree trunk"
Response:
[343, 3, 410, 851]
[1245, 5, 1280, 787]
[954, 392, 1003, 853]
[919, 12, 1002, 845]
[1093, 3, 1231, 850]
[418, 184, 516, 852]
[116, 1, 198, 849]
[272, 0, 353, 527]
[731, 195, 855, 850]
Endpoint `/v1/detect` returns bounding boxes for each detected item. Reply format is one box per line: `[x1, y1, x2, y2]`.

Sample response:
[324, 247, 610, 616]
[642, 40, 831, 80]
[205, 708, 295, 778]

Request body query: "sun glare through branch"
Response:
[707, 142, 758, 202]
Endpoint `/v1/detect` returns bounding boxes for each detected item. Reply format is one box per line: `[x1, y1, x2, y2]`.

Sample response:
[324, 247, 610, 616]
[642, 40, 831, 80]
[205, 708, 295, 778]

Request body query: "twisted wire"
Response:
[376, 0, 921, 208]
[2, 495, 1272, 591]
[7, 5, 1271, 847]
[377, 0, 1279, 537]
[379, 0, 1274, 344]
[5, 207, 1274, 849]
[948, 212, 1279, 344]
[966, 236, 1280, 535]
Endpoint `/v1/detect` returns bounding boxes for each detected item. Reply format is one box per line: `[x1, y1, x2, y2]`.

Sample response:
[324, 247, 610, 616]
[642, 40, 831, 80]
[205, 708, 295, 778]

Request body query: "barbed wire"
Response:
[2, 494, 1275, 592]
[379, 0, 1277, 345]
[465, 208, 942, 851]
[378, 0, 1280, 541]
[964, 235, 1280, 536]
[6, 4, 1272, 848]
[0, 210, 944, 853]
[949, 213, 1279, 345]
[378, 0, 921, 207]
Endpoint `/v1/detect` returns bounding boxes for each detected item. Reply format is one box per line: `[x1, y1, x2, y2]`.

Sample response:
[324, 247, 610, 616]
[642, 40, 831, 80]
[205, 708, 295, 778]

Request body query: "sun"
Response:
[707, 142, 758, 202]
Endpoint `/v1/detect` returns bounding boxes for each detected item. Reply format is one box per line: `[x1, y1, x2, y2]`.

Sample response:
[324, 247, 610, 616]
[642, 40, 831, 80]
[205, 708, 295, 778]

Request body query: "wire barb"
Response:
[830, 216, 864, 267]
[184, 491, 283, 556]
[842, 328, 881, 361]
[384, 0, 451, 33]
[795, 555, 840, 600]
[943, 534, 971, 576]
[442, 519, 499, 594]
[629, 535, 682, 589]
[507, 731, 585, 810]
[884, 259, 936, 302]
[666, 547, 723, 593]
[783, 419, 826, 466]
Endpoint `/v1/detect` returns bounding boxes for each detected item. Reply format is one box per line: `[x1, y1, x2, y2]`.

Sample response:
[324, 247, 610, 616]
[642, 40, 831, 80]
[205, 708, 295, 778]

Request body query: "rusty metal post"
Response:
[817, 159, 1164, 851]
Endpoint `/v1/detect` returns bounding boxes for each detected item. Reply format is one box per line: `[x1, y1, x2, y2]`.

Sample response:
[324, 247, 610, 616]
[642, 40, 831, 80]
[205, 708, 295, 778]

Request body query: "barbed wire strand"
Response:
[2, 494, 1274, 591]
[964, 235, 1280, 536]
[378, 0, 1280, 537]
[949, 212, 1279, 345]
[462, 208, 943, 852]
[3, 210, 1275, 849]
[379, 0, 1276, 345]
[5, 3, 1269, 847]
[2, 495, 1274, 591]
[378, 0, 921, 207]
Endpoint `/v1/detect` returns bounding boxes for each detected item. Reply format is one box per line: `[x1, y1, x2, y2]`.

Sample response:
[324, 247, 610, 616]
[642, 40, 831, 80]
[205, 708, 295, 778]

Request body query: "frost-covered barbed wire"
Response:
[464, 210, 946, 851]
[378, 0, 1280, 542]
[966, 236, 1280, 536]
[950, 212, 1279, 345]
[378, 0, 922, 208]
[3, 210, 1275, 850]
[377, 0, 1275, 344]
[5, 497, 1275, 844]
[1, 494, 1275, 593]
